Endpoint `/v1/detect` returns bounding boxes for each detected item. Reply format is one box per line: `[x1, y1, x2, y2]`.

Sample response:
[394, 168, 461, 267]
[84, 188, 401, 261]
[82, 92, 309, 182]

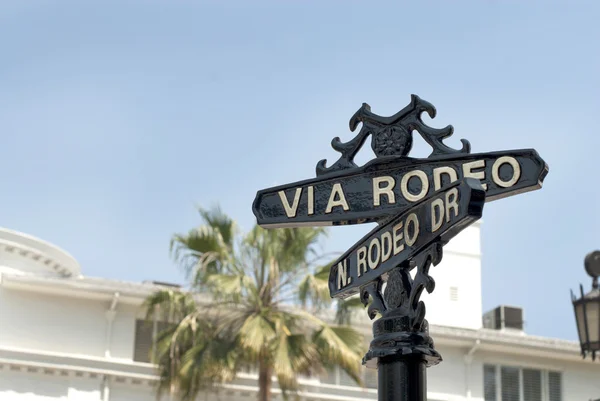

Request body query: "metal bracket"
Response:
[361, 242, 445, 368]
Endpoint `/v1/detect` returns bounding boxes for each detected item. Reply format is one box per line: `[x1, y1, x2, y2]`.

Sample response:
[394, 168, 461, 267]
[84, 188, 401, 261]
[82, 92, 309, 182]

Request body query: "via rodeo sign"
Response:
[252, 95, 548, 304]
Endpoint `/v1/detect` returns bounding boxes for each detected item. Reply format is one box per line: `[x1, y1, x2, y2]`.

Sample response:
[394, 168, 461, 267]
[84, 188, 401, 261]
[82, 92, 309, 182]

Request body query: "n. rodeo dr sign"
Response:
[329, 178, 485, 298]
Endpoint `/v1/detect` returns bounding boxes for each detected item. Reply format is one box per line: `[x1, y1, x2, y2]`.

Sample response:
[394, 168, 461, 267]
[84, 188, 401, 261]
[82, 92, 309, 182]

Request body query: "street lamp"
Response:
[571, 251, 600, 360]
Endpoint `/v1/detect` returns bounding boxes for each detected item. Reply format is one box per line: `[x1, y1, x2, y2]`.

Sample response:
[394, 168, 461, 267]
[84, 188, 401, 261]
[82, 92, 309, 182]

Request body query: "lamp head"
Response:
[584, 251, 600, 280]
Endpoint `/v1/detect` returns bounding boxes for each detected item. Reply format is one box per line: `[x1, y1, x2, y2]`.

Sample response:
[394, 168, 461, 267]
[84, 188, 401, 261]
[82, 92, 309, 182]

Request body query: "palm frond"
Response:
[143, 289, 196, 323]
[238, 313, 277, 355]
[297, 263, 331, 309]
[170, 226, 226, 279]
[152, 309, 240, 401]
[170, 226, 221, 262]
[196, 205, 237, 249]
[205, 273, 255, 303]
[313, 325, 365, 386]
[273, 333, 319, 395]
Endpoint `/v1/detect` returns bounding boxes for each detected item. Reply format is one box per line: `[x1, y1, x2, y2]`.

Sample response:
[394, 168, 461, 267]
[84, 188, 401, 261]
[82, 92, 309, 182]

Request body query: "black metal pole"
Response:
[378, 355, 426, 401]
[362, 256, 443, 401]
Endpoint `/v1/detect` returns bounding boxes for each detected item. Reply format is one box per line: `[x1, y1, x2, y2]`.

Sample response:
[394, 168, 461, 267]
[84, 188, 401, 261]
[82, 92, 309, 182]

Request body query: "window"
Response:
[484, 365, 497, 401]
[548, 372, 561, 401]
[450, 286, 459, 301]
[133, 319, 174, 363]
[522, 369, 542, 401]
[133, 319, 153, 363]
[484, 365, 561, 401]
[501, 366, 520, 401]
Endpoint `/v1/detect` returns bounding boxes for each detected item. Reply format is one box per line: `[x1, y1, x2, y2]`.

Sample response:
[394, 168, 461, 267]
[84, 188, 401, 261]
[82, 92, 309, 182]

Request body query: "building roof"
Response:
[428, 324, 586, 363]
[0, 272, 176, 304]
[0, 228, 80, 277]
[0, 269, 588, 366]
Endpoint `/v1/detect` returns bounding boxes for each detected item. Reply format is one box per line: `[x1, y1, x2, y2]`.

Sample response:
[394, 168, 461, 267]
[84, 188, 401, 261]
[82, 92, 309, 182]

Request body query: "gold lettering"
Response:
[357, 246, 368, 277]
[445, 188, 459, 223]
[492, 156, 521, 188]
[393, 222, 405, 255]
[400, 170, 429, 202]
[462, 160, 488, 190]
[278, 188, 302, 218]
[405, 213, 420, 247]
[380, 232, 392, 263]
[325, 183, 350, 213]
[307, 186, 314, 215]
[336, 260, 350, 290]
[431, 198, 445, 233]
[373, 176, 396, 206]
[368, 238, 381, 270]
[433, 166, 459, 191]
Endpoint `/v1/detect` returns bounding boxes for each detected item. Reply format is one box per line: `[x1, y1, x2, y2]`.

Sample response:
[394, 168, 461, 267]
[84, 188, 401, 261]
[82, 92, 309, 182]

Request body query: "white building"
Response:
[0, 225, 599, 401]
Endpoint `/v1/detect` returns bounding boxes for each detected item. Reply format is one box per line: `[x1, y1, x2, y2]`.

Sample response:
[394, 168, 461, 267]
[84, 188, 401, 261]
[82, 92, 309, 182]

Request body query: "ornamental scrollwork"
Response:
[316, 95, 471, 177]
[360, 242, 442, 330]
[361, 242, 444, 367]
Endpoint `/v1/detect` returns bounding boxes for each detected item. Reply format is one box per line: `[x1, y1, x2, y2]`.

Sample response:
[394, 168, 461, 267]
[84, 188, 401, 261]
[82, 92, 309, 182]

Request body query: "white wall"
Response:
[423, 342, 600, 401]
[428, 345, 472, 398]
[66, 377, 102, 401]
[0, 368, 161, 401]
[563, 366, 600, 401]
[109, 383, 156, 401]
[444, 222, 481, 257]
[422, 224, 483, 330]
[0, 369, 70, 400]
[0, 286, 142, 361]
[470, 350, 600, 401]
[0, 288, 106, 357]
[109, 303, 141, 361]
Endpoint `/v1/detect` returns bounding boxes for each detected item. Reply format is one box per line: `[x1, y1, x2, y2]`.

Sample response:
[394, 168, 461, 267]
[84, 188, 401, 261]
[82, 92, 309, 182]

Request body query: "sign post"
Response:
[253, 94, 549, 401]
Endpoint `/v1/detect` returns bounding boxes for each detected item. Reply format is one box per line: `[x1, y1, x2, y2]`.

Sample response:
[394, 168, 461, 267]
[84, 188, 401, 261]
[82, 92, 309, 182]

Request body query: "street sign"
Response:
[253, 94, 549, 393]
[253, 149, 547, 228]
[328, 178, 484, 299]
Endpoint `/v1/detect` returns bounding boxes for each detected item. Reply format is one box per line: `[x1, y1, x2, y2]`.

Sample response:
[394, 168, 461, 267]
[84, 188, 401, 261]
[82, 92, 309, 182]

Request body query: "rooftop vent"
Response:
[143, 280, 182, 288]
[483, 305, 524, 331]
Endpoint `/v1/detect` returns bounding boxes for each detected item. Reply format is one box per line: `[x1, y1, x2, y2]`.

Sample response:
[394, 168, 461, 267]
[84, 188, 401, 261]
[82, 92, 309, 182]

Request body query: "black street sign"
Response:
[253, 94, 549, 394]
[253, 149, 547, 228]
[328, 178, 485, 299]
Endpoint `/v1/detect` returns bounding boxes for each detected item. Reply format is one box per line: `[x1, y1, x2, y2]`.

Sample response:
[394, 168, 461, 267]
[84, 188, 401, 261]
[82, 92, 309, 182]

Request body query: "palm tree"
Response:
[144, 206, 365, 401]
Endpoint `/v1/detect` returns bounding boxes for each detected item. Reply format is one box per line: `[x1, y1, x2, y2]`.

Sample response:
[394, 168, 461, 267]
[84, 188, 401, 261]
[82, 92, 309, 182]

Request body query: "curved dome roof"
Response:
[0, 228, 81, 277]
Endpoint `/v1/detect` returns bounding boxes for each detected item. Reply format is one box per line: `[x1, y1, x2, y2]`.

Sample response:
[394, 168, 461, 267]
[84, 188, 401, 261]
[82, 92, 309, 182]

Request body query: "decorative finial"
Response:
[316, 94, 471, 177]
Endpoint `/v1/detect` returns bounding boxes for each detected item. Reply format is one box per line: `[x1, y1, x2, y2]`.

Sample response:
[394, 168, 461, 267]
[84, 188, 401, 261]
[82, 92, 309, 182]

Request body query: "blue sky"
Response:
[1, 1, 599, 341]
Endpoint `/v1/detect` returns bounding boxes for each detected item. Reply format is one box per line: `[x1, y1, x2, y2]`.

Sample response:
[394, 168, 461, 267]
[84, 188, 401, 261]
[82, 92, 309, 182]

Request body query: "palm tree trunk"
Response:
[258, 357, 273, 401]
